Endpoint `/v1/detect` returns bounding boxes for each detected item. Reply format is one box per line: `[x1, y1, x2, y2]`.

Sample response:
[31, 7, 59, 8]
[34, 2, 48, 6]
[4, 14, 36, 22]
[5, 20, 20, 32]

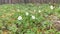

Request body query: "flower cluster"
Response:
[17, 15, 36, 20]
[17, 10, 42, 20]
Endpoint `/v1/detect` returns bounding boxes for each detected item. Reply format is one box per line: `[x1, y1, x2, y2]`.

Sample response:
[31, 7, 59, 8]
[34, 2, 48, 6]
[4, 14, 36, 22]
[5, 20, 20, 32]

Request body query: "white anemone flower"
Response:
[31, 15, 35, 19]
[50, 5, 54, 9]
[26, 12, 29, 16]
[38, 10, 41, 13]
[17, 16, 22, 20]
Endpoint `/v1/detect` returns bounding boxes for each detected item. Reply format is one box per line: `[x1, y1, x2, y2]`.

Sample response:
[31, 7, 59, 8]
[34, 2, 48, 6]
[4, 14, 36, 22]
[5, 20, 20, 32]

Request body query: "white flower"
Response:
[31, 15, 35, 19]
[17, 16, 22, 20]
[50, 5, 54, 9]
[38, 10, 41, 13]
[26, 12, 29, 16]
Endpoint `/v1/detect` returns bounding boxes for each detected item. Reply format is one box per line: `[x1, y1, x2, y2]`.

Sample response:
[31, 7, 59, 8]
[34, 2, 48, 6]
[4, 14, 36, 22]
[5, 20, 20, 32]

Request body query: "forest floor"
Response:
[0, 4, 60, 34]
